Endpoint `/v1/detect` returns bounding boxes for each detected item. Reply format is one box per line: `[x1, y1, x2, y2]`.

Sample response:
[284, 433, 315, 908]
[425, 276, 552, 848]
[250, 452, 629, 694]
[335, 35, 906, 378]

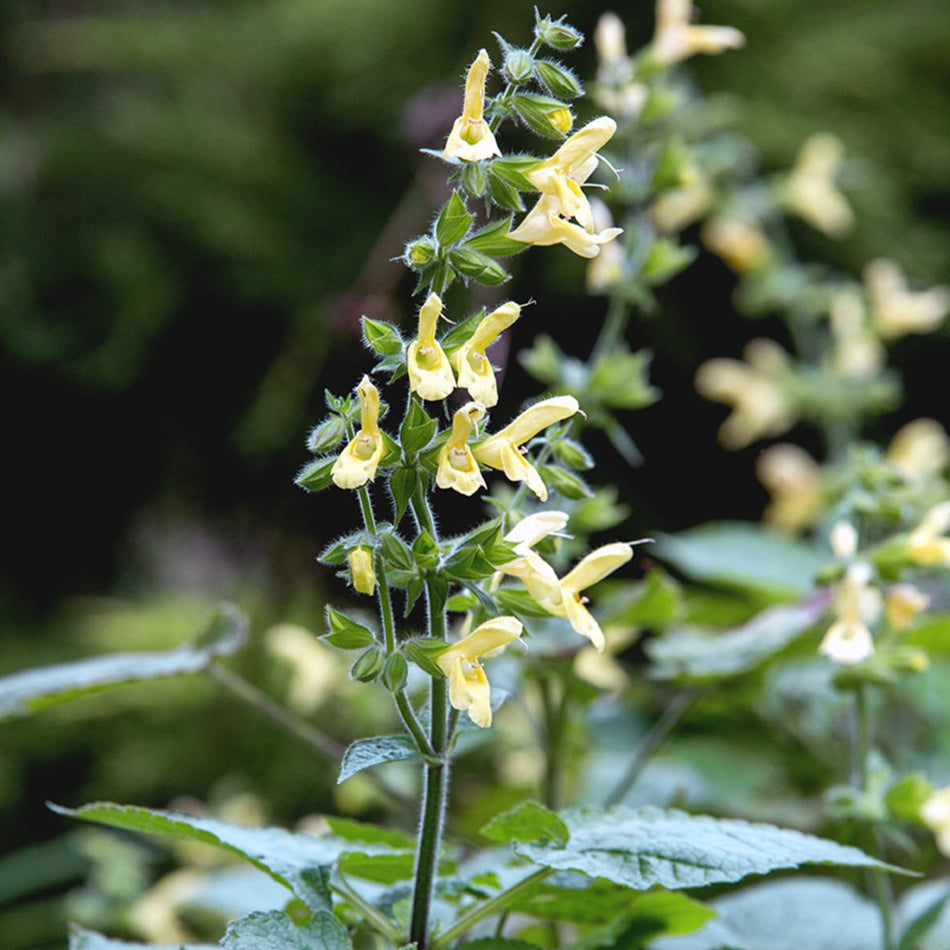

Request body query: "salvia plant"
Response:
[4, 5, 950, 950]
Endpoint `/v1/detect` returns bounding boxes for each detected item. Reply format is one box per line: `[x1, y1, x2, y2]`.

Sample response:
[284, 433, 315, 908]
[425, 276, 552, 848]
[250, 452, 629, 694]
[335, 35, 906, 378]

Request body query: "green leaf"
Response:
[405, 637, 450, 677]
[52, 802, 402, 905]
[613, 570, 681, 627]
[324, 607, 375, 649]
[388, 467, 419, 525]
[654, 522, 827, 597]
[649, 877, 881, 950]
[379, 530, 415, 572]
[361, 317, 404, 355]
[222, 910, 352, 950]
[440, 308, 485, 354]
[494, 587, 552, 619]
[641, 238, 697, 285]
[337, 852, 416, 884]
[487, 171, 526, 211]
[480, 802, 569, 846]
[69, 926, 218, 950]
[463, 217, 526, 257]
[452, 942, 539, 950]
[517, 806, 910, 891]
[324, 816, 414, 850]
[412, 530, 441, 569]
[400, 400, 438, 455]
[435, 191, 474, 246]
[338, 735, 420, 783]
[590, 348, 659, 410]
[295, 456, 337, 492]
[489, 154, 540, 190]
[0, 605, 247, 721]
[647, 596, 829, 682]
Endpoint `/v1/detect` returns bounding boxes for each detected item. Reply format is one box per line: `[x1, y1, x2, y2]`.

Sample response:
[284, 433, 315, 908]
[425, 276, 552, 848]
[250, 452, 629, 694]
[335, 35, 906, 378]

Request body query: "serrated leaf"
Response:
[0, 605, 247, 721]
[324, 607, 375, 649]
[654, 522, 827, 597]
[222, 910, 352, 950]
[517, 806, 909, 891]
[647, 595, 829, 682]
[295, 456, 337, 492]
[69, 926, 218, 950]
[435, 191, 474, 246]
[53, 803, 402, 905]
[362, 317, 404, 355]
[480, 802, 569, 846]
[338, 735, 420, 783]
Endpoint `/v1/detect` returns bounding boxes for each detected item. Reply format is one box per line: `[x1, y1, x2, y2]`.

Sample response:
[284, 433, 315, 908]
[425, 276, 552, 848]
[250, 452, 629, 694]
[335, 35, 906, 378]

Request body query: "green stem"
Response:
[538, 672, 565, 811]
[433, 868, 553, 949]
[396, 688, 435, 759]
[332, 874, 404, 945]
[590, 291, 630, 366]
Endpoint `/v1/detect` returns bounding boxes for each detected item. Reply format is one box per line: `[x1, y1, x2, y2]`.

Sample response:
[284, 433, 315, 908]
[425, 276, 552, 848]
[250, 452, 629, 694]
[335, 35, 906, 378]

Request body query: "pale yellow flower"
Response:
[652, 0, 745, 64]
[818, 562, 880, 665]
[921, 787, 950, 857]
[436, 616, 523, 727]
[495, 511, 570, 609]
[828, 286, 884, 381]
[266, 624, 342, 715]
[864, 258, 950, 340]
[436, 401, 487, 496]
[886, 418, 950, 484]
[407, 292, 456, 401]
[651, 166, 712, 234]
[586, 199, 625, 292]
[593, 13, 648, 118]
[756, 443, 822, 533]
[701, 215, 771, 273]
[451, 302, 521, 407]
[784, 133, 854, 238]
[574, 622, 639, 691]
[331, 375, 385, 489]
[348, 546, 376, 596]
[695, 339, 795, 449]
[885, 583, 929, 632]
[509, 118, 623, 259]
[443, 49, 501, 163]
[907, 501, 950, 567]
[473, 395, 579, 500]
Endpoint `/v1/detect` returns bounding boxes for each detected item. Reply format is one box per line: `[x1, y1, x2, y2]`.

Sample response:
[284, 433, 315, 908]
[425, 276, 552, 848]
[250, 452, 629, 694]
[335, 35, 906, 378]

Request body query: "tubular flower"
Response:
[586, 198, 625, 292]
[495, 511, 570, 609]
[451, 302, 521, 407]
[437, 401, 487, 496]
[407, 293, 456, 401]
[756, 444, 822, 533]
[509, 118, 623, 259]
[331, 375, 385, 489]
[784, 133, 854, 238]
[922, 787, 950, 857]
[886, 418, 950, 484]
[695, 339, 795, 449]
[906, 501, 950, 567]
[473, 395, 579, 501]
[347, 546, 376, 596]
[651, 0, 745, 64]
[701, 215, 771, 273]
[818, 562, 881, 665]
[443, 49, 501, 163]
[593, 13, 647, 118]
[864, 258, 950, 340]
[436, 616, 523, 728]
[828, 287, 884, 381]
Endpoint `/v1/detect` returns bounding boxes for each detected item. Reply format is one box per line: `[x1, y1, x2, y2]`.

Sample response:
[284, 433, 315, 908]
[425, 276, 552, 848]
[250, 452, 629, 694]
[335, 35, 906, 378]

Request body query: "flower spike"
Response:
[437, 401, 488, 496]
[407, 292, 456, 401]
[452, 302, 521, 407]
[331, 375, 385, 489]
[443, 49, 501, 163]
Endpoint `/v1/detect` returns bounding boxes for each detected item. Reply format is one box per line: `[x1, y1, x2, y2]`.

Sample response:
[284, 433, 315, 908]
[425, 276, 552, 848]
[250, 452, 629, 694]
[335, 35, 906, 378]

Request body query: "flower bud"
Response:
[535, 16, 583, 51]
[504, 48, 535, 84]
[347, 546, 376, 596]
[404, 236, 437, 269]
[349, 646, 384, 682]
[535, 60, 584, 100]
[511, 93, 574, 139]
[381, 651, 409, 693]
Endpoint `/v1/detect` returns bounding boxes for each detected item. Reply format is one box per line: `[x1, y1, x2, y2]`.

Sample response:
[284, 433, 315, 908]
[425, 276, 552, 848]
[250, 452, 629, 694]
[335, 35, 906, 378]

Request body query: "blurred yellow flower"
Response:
[819, 562, 880, 665]
[886, 418, 950, 484]
[437, 401, 487, 496]
[695, 339, 795, 449]
[828, 286, 884, 380]
[907, 501, 950, 567]
[652, 166, 712, 234]
[921, 787, 950, 857]
[586, 199, 625, 292]
[756, 443, 822, 533]
[347, 546, 376, 596]
[407, 292, 456, 401]
[436, 616, 523, 727]
[451, 302, 521, 407]
[864, 258, 950, 340]
[784, 133, 853, 238]
[885, 583, 929, 632]
[651, 0, 745, 64]
[593, 13, 647, 118]
[701, 215, 771, 273]
[331, 375, 385, 489]
[443, 49, 501, 163]
[474, 395, 579, 500]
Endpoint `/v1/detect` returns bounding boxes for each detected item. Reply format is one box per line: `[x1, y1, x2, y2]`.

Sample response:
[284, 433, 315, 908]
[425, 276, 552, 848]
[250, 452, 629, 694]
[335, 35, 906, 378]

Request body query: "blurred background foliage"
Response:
[1, 0, 948, 945]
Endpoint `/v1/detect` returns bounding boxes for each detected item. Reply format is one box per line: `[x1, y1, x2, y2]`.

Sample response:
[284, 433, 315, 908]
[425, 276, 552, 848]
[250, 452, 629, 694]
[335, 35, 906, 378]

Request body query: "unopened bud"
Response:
[349, 646, 384, 682]
[381, 651, 409, 693]
[504, 48, 535, 84]
[404, 236, 437, 269]
[535, 60, 584, 100]
[347, 546, 376, 596]
[536, 16, 583, 51]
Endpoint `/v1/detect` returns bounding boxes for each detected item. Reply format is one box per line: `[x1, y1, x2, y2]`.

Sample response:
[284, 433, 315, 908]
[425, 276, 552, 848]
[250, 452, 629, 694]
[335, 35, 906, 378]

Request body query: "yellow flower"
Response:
[818, 562, 880, 665]
[756, 444, 822, 533]
[443, 49, 501, 163]
[347, 546, 376, 596]
[593, 13, 647, 118]
[436, 616, 523, 728]
[651, 166, 712, 234]
[784, 133, 854, 238]
[921, 787, 950, 857]
[885, 583, 929, 632]
[886, 418, 950, 484]
[907, 501, 950, 567]
[473, 395, 579, 500]
[586, 199, 625, 292]
[694, 339, 795, 449]
[436, 401, 487, 496]
[828, 286, 884, 381]
[651, 0, 745, 64]
[407, 292, 456, 401]
[864, 258, 950, 340]
[331, 375, 385, 489]
[451, 302, 521, 407]
[509, 118, 623, 259]
[496, 511, 570, 609]
[701, 215, 771, 273]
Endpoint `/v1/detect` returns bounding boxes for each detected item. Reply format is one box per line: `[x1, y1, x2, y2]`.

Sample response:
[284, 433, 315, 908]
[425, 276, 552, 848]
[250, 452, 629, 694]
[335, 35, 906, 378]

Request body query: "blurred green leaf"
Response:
[338, 735, 419, 783]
